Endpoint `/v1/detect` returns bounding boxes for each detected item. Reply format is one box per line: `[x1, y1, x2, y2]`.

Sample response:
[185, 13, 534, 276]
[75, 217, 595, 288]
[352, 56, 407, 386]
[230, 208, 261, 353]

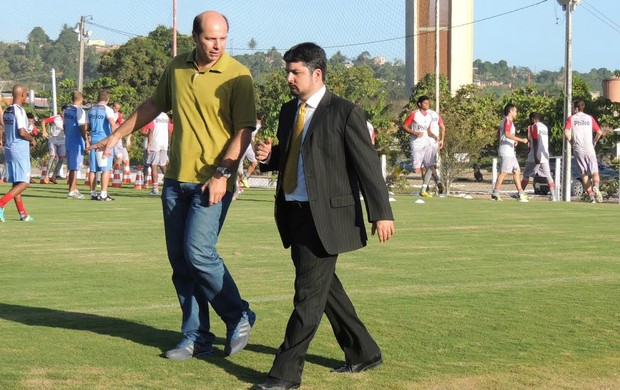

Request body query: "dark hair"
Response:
[192, 12, 229, 35]
[504, 103, 516, 116]
[529, 112, 541, 121]
[26, 112, 35, 119]
[283, 42, 327, 81]
[573, 100, 586, 111]
[61, 104, 69, 111]
[417, 95, 430, 105]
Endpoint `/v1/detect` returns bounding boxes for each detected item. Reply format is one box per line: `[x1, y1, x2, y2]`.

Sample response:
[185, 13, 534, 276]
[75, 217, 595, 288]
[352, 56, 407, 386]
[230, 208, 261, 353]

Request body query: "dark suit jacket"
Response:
[262, 91, 394, 255]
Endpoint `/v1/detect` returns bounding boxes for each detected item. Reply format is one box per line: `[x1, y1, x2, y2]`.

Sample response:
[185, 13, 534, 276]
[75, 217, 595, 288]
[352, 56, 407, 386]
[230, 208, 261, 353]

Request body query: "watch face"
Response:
[218, 167, 231, 178]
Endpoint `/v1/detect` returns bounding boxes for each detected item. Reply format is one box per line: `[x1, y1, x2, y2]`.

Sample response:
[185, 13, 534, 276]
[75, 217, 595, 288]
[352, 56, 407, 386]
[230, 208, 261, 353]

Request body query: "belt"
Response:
[285, 200, 310, 208]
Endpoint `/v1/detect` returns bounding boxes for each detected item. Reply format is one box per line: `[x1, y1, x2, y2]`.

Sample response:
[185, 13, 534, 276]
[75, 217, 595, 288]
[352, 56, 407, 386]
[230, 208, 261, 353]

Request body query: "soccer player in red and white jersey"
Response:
[401, 95, 436, 197]
[144, 112, 171, 195]
[491, 103, 528, 201]
[111, 102, 132, 173]
[425, 106, 445, 195]
[42, 107, 67, 184]
[522, 112, 556, 201]
[564, 100, 604, 203]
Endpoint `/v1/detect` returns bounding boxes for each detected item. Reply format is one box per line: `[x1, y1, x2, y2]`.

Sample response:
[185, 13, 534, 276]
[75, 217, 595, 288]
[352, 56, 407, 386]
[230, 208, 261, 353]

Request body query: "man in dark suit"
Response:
[252, 42, 395, 390]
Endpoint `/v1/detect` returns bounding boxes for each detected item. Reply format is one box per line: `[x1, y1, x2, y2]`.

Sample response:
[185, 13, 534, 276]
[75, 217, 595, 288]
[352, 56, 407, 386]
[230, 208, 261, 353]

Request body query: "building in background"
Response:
[405, 0, 474, 96]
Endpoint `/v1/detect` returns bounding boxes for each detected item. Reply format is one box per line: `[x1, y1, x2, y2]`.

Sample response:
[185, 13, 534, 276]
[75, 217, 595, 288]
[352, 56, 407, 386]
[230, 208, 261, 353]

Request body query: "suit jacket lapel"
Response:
[303, 91, 332, 144]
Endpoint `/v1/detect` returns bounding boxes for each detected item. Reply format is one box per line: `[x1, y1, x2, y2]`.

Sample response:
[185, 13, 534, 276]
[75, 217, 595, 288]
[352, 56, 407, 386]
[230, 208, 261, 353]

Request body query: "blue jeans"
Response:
[161, 178, 250, 344]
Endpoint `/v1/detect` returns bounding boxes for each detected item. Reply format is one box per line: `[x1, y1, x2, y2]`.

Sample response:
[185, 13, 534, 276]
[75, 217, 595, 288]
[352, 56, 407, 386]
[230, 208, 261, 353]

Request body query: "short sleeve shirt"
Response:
[565, 112, 600, 156]
[151, 50, 257, 190]
[403, 109, 432, 146]
[498, 117, 516, 157]
[87, 104, 115, 143]
[64, 105, 87, 148]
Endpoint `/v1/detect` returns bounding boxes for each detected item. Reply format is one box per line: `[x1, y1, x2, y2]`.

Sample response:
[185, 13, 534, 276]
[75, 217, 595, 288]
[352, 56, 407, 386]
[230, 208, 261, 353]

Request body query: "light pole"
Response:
[558, 0, 580, 202]
[75, 16, 92, 92]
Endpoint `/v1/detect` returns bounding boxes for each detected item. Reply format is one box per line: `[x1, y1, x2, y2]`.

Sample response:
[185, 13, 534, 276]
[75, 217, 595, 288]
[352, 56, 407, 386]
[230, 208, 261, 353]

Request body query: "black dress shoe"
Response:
[332, 354, 383, 373]
[251, 376, 300, 390]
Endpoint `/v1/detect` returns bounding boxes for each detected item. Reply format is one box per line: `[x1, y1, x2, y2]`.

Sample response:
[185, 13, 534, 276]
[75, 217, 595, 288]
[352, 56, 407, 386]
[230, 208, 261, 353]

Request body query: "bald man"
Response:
[0, 84, 37, 222]
[90, 11, 256, 360]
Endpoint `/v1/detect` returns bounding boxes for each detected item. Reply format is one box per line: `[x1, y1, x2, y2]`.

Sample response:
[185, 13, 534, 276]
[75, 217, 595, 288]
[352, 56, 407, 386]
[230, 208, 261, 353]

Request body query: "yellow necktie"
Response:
[283, 102, 307, 193]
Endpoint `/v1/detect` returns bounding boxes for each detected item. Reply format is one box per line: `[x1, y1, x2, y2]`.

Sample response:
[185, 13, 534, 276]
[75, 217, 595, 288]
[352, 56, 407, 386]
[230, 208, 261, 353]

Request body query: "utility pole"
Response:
[172, 0, 178, 57]
[51, 68, 57, 116]
[558, 0, 580, 202]
[435, 0, 440, 112]
[75, 16, 91, 92]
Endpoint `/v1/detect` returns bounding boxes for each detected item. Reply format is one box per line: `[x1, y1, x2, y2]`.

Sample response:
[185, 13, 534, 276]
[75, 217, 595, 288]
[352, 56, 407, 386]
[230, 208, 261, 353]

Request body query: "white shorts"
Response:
[524, 161, 552, 180]
[423, 142, 438, 167]
[500, 156, 521, 173]
[114, 144, 129, 161]
[48, 137, 66, 157]
[574, 153, 598, 176]
[147, 150, 169, 166]
[410, 140, 428, 170]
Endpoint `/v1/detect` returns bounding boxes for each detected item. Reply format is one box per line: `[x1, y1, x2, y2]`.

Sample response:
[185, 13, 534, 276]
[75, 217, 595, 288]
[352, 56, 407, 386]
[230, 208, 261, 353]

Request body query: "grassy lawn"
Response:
[0, 183, 619, 389]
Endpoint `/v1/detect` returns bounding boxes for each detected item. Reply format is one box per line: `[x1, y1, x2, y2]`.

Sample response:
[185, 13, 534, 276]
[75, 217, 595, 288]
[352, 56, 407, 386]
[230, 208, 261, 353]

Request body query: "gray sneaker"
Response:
[67, 191, 85, 200]
[164, 339, 213, 361]
[225, 310, 256, 356]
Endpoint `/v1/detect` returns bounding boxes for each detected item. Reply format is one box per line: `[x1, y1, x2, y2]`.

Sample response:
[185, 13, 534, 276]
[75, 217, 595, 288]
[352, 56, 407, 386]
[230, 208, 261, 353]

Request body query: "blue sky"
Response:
[2, 0, 619, 73]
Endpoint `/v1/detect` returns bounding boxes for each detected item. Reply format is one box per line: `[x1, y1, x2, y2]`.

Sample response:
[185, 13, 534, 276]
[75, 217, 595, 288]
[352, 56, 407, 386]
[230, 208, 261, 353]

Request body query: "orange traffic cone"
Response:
[111, 164, 123, 188]
[84, 166, 91, 186]
[122, 163, 132, 184]
[39, 160, 50, 184]
[145, 166, 153, 189]
[133, 165, 145, 190]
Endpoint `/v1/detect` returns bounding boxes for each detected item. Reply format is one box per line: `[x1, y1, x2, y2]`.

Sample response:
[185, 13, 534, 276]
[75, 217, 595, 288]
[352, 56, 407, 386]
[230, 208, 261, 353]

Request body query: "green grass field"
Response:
[0, 183, 619, 390]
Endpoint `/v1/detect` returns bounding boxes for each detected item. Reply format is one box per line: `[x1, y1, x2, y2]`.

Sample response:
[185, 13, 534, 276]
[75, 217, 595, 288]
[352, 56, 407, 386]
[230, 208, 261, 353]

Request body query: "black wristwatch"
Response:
[216, 167, 232, 179]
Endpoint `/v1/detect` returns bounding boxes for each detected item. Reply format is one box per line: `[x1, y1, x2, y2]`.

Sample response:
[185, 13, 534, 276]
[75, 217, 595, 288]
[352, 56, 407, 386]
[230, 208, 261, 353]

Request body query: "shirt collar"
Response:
[300, 85, 326, 109]
[186, 49, 230, 73]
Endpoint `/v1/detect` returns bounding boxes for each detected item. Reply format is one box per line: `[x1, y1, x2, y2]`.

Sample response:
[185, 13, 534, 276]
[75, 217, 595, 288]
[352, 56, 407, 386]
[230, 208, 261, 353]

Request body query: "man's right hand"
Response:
[255, 137, 272, 161]
[88, 134, 119, 158]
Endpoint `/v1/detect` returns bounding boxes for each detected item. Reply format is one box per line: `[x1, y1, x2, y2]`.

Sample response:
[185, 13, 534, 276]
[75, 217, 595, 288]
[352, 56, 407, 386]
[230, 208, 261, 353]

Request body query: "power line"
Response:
[235, 0, 550, 52]
[580, 1, 620, 35]
[87, 21, 141, 39]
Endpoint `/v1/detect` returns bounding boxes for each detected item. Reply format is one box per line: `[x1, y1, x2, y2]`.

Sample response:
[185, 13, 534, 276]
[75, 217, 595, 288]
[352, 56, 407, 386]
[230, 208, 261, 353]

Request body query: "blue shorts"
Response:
[67, 146, 85, 171]
[89, 149, 113, 172]
[5, 149, 31, 183]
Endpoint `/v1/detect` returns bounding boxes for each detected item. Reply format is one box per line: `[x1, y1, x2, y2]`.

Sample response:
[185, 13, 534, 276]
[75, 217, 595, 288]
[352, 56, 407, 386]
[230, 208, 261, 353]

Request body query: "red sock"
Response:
[15, 199, 27, 216]
[521, 180, 528, 190]
[587, 188, 593, 195]
[549, 182, 555, 190]
[0, 192, 15, 208]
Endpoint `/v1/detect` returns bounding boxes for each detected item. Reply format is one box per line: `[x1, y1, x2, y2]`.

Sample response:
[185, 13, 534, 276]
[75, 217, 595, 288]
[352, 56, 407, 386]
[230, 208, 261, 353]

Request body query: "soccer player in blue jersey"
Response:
[87, 90, 117, 201]
[64, 91, 88, 199]
[0, 84, 38, 222]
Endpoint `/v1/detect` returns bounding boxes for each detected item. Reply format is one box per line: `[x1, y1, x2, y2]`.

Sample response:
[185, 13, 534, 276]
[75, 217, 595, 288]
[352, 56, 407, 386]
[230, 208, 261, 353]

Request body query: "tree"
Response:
[247, 38, 257, 51]
[398, 73, 498, 194]
[255, 71, 291, 141]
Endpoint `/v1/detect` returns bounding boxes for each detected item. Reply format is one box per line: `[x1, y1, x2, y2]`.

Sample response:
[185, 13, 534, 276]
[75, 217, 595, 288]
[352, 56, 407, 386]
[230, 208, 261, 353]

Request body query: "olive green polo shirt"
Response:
[152, 50, 257, 190]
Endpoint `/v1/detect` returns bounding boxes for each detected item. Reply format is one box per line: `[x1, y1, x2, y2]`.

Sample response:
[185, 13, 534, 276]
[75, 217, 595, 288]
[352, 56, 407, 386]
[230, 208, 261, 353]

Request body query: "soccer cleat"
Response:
[149, 188, 160, 196]
[241, 178, 250, 188]
[0, 207, 5, 222]
[67, 191, 85, 200]
[491, 193, 502, 201]
[91, 194, 101, 201]
[593, 187, 603, 203]
[99, 195, 114, 202]
[19, 214, 34, 222]
[225, 310, 256, 356]
[436, 182, 444, 195]
[518, 193, 529, 202]
[419, 191, 432, 198]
